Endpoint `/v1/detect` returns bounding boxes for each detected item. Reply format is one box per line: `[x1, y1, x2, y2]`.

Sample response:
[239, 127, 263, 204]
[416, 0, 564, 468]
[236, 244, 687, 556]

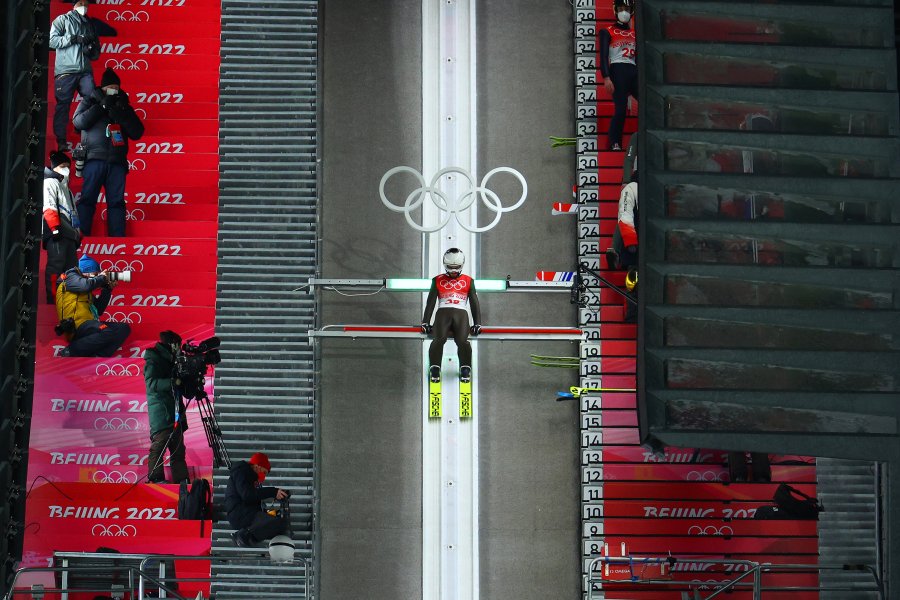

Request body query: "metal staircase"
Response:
[817, 458, 881, 599]
[211, 1, 319, 597]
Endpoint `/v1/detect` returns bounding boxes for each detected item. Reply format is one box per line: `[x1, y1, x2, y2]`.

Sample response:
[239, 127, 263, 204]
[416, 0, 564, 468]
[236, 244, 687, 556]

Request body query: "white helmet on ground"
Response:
[443, 248, 465, 277]
[268, 535, 296, 563]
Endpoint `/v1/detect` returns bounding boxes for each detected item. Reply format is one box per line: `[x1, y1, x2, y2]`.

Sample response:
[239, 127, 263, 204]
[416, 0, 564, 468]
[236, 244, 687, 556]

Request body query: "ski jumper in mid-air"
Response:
[421, 248, 482, 384]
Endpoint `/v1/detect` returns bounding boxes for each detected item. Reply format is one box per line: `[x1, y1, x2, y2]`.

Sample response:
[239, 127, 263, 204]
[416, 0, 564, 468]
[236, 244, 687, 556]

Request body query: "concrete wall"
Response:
[320, 1, 578, 597]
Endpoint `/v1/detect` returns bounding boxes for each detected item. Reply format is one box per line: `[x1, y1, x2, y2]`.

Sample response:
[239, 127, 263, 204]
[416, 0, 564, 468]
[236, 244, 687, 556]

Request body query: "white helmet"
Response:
[443, 248, 465, 277]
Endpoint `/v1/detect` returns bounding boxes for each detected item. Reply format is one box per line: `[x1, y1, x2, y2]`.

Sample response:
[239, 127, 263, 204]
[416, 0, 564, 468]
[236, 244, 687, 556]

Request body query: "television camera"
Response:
[173, 336, 230, 468]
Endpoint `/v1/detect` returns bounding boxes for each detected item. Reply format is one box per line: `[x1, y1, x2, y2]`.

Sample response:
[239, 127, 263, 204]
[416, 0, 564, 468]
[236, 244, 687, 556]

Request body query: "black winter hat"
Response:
[49, 151, 70, 169]
[100, 67, 121, 88]
[159, 330, 182, 347]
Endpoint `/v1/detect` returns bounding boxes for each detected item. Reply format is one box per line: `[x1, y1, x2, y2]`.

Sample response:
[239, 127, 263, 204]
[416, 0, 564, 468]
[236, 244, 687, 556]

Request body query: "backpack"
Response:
[773, 483, 823, 520]
[178, 478, 212, 522]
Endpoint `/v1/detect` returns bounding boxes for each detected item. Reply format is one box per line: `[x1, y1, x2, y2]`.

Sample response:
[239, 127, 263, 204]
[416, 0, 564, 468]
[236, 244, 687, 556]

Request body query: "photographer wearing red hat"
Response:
[225, 452, 289, 547]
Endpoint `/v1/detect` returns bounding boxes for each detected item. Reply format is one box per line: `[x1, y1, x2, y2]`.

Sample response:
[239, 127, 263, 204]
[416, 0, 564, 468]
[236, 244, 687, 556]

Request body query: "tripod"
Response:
[194, 389, 231, 470]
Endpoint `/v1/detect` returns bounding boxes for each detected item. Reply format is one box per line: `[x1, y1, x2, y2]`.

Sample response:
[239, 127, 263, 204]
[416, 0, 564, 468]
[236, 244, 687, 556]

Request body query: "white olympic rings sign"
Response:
[105, 58, 149, 71]
[439, 279, 467, 291]
[686, 470, 725, 482]
[94, 417, 141, 431]
[379, 166, 527, 233]
[687, 525, 734, 537]
[92, 470, 139, 484]
[102, 208, 146, 221]
[107, 10, 150, 22]
[92, 523, 137, 536]
[107, 312, 142, 324]
[128, 159, 147, 171]
[95, 363, 141, 376]
[100, 259, 144, 272]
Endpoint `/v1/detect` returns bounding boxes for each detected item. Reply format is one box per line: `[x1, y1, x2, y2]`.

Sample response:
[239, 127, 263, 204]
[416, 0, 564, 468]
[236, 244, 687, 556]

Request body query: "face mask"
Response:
[74, 5, 87, 16]
[56, 166, 70, 178]
[105, 88, 119, 96]
[617, 10, 631, 22]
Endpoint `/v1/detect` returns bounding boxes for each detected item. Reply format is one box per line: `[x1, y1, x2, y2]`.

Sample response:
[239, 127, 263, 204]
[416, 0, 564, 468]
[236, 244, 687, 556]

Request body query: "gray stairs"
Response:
[817, 458, 882, 599]
[211, 1, 318, 598]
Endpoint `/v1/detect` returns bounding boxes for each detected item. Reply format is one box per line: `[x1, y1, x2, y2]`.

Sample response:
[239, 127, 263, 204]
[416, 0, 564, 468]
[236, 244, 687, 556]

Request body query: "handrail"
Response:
[4, 565, 187, 600]
[586, 556, 885, 600]
[137, 553, 311, 599]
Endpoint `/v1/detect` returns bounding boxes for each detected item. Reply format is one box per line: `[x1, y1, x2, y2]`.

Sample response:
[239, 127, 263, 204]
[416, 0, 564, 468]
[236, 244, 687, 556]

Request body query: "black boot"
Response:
[460, 366, 472, 383]
[429, 365, 441, 383]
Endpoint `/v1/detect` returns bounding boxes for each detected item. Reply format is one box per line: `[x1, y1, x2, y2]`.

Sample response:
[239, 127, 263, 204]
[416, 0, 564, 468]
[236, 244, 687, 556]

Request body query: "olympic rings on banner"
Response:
[686, 470, 724, 482]
[687, 525, 734, 537]
[106, 312, 142, 324]
[100, 259, 144, 272]
[105, 58, 149, 71]
[95, 363, 141, 377]
[91, 523, 137, 536]
[128, 159, 147, 171]
[438, 279, 467, 292]
[93, 417, 141, 431]
[92, 470, 139, 484]
[133, 108, 148, 120]
[379, 166, 527, 233]
[102, 208, 146, 221]
[107, 10, 150, 22]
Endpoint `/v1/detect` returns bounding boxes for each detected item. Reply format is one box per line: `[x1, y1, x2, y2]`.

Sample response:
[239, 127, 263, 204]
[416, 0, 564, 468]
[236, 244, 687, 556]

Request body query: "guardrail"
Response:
[586, 556, 885, 600]
[5, 552, 312, 600]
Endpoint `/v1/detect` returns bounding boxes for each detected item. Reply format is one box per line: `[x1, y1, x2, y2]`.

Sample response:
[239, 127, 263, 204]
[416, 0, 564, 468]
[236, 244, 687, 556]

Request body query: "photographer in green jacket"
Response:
[144, 330, 190, 484]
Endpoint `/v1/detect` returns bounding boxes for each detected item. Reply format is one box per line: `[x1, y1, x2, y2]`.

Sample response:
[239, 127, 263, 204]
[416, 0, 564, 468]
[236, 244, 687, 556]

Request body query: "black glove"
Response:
[51, 228, 60, 240]
[421, 322, 433, 335]
[471, 324, 482, 336]
[100, 95, 114, 111]
[72, 34, 86, 44]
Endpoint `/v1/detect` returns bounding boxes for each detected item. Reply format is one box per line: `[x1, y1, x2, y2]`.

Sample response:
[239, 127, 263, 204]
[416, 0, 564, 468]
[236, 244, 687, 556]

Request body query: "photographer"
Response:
[43, 151, 80, 304]
[49, 0, 116, 151]
[54, 254, 130, 357]
[72, 67, 144, 237]
[144, 331, 191, 485]
[225, 453, 289, 547]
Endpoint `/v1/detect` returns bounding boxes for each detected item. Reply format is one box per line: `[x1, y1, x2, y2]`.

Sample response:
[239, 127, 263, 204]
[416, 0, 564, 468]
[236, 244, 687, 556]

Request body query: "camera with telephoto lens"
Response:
[106, 271, 131, 283]
[72, 144, 86, 178]
[54, 318, 76, 337]
[174, 336, 221, 399]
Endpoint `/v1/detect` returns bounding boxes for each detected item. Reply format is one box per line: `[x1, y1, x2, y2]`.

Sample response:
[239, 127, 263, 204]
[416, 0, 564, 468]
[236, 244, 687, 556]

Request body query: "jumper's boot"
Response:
[429, 365, 441, 383]
[460, 365, 472, 383]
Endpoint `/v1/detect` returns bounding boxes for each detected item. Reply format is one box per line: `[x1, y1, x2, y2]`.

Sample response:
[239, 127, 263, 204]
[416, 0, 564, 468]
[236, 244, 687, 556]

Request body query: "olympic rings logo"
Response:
[128, 159, 147, 171]
[92, 523, 137, 536]
[687, 525, 734, 537]
[133, 108, 148, 120]
[92, 470, 139, 484]
[100, 259, 144, 272]
[686, 471, 725, 482]
[106, 312, 142, 324]
[379, 166, 527, 233]
[95, 363, 141, 377]
[107, 10, 150, 22]
[94, 417, 141, 431]
[439, 279, 467, 291]
[101, 208, 146, 221]
[105, 58, 149, 71]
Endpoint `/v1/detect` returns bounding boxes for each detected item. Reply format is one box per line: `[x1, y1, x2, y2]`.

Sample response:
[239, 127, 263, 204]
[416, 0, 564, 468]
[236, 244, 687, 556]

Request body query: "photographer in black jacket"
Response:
[225, 453, 289, 547]
[72, 67, 144, 237]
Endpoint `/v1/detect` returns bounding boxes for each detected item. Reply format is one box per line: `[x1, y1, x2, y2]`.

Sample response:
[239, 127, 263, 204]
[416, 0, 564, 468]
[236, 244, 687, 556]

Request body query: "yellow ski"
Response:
[459, 377, 472, 419]
[429, 378, 442, 418]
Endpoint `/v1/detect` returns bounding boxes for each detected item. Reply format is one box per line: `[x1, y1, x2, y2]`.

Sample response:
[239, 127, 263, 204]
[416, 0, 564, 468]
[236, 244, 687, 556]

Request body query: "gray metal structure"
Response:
[211, 0, 318, 597]
[636, 0, 900, 596]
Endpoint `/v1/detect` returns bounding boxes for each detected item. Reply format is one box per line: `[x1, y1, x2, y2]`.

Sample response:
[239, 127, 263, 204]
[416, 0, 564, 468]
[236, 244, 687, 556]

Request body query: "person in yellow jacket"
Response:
[55, 254, 130, 357]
